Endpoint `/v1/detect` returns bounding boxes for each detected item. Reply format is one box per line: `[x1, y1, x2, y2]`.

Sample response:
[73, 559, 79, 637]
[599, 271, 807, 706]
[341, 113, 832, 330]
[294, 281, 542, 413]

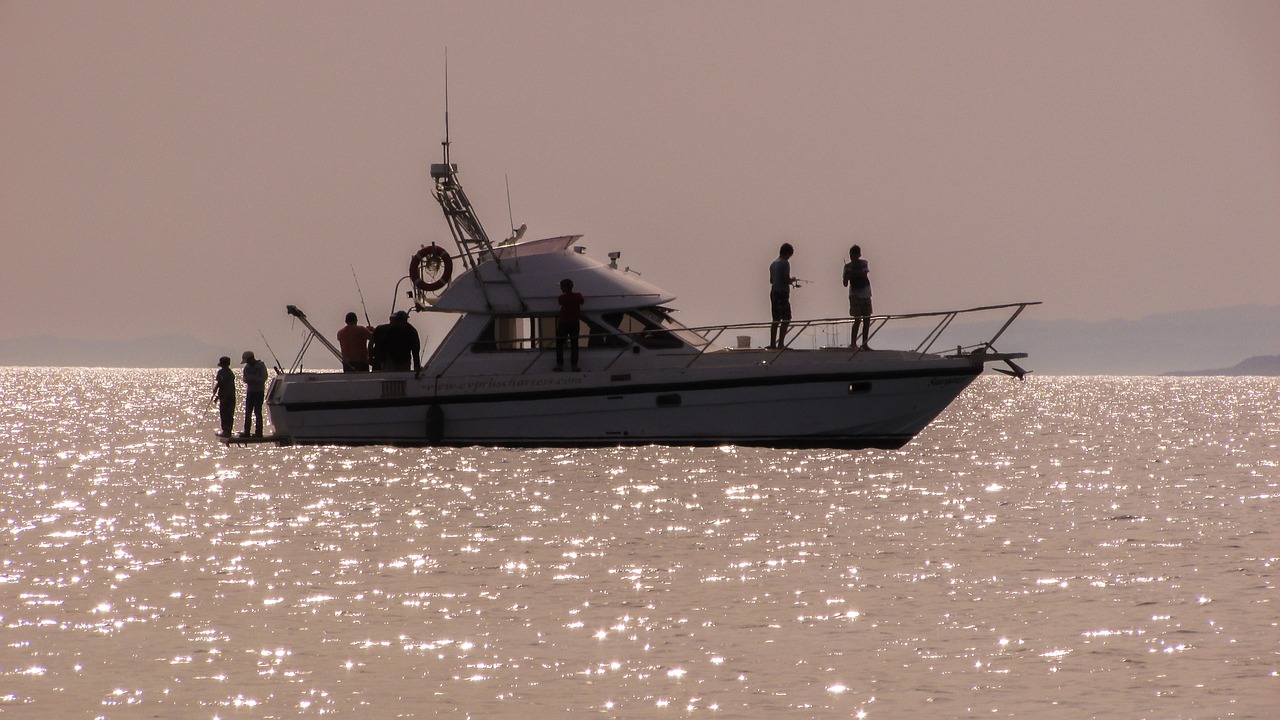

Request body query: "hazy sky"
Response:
[3, 1, 1278, 358]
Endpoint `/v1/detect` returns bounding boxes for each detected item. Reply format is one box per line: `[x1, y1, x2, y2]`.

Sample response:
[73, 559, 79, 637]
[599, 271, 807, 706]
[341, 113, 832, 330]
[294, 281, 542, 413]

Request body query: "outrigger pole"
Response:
[285, 305, 343, 368]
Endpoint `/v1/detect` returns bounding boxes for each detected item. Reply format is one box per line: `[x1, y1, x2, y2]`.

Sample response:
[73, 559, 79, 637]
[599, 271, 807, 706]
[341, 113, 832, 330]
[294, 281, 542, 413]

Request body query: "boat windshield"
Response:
[469, 307, 708, 353]
[601, 308, 708, 350]
[480, 235, 579, 261]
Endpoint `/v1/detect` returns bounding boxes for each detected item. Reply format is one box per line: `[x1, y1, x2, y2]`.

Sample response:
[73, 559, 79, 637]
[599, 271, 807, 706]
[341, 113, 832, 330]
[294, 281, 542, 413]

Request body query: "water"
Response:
[2, 368, 1277, 718]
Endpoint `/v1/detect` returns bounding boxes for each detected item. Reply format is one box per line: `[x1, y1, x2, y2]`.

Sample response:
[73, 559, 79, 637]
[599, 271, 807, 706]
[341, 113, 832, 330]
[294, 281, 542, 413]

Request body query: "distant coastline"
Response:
[1162, 355, 1280, 377]
[2, 305, 1277, 375]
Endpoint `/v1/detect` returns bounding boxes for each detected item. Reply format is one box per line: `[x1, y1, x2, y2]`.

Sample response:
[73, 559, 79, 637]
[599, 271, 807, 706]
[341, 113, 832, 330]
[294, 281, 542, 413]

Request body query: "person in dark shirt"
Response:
[213, 356, 236, 437]
[378, 310, 421, 375]
[555, 278, 585, 372]
[369, 315, 392, 371]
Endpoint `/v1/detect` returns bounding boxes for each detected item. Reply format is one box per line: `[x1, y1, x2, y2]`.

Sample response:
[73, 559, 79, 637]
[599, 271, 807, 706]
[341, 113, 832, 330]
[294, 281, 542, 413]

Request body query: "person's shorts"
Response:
[770, 291, 791, 321]
[849, 296, 872, 317]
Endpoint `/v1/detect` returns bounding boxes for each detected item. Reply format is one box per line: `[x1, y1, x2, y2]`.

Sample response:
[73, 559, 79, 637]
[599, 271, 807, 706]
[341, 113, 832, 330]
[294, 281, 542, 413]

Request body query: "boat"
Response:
[262, 132, 1038, 449]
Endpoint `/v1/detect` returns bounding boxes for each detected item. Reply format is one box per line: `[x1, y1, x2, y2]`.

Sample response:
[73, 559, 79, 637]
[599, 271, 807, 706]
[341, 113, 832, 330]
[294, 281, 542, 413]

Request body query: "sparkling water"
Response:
[2, 369, 1276, 717]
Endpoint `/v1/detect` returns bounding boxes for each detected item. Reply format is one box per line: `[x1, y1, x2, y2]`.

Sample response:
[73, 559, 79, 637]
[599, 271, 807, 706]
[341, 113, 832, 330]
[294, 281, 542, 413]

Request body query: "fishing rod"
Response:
[351, 264, 372, 325]
[259, 330, 284, 374]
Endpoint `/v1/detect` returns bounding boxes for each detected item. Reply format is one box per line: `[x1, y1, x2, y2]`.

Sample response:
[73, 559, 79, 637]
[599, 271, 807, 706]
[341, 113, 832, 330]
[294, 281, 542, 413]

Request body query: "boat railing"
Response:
[447, 301, 1039, 372]
[677, 301, 1039, 367]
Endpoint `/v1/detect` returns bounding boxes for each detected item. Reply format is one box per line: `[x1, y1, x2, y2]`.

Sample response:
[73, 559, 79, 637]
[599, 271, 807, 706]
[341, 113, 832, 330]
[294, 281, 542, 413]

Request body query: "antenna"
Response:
[506, 174, 515, 235]
[501, 175, 527, 244]
[443, 48, 451, 165]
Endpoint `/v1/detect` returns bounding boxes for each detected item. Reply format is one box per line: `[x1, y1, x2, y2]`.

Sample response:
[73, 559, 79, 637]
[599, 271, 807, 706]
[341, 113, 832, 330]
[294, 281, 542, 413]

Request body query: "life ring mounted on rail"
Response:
[410, 243, 453, 292]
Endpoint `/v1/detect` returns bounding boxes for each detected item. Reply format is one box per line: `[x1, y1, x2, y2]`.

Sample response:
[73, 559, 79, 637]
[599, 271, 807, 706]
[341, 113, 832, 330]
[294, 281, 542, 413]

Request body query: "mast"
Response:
[427, 64, 526, 311]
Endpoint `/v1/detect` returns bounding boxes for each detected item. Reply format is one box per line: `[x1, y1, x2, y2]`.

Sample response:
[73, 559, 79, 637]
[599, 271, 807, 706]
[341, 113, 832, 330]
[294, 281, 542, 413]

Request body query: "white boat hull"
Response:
[267, 352, 983, 449]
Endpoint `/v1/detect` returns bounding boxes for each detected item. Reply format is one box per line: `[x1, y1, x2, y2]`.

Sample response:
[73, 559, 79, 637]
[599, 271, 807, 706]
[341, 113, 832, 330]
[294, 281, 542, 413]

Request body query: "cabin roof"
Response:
[428, 237, 677, 314]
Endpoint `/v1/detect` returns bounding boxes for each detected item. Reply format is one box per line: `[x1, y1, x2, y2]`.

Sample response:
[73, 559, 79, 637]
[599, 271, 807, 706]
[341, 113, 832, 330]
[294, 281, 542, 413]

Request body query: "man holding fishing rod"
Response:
[339, 266, 376, 372]
[211, 356, 236, 437]
[337, 312, 375, 372]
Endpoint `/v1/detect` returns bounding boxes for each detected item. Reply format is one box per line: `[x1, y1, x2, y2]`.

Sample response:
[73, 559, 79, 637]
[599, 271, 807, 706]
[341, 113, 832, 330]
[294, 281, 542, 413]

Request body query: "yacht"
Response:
[261, 137, 1037, 449]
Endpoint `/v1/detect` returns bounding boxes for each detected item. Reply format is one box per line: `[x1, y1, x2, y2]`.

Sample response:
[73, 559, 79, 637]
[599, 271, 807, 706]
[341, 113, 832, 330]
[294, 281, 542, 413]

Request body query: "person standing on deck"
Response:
[337, 312, 374, 372]
[768, 243, 796, 349]
[555, 278, 585, 372]
[213, 356, 236, 437]
[842, 244, 873, 350]
[240, 351, 268, 438]
[380, 311, 421, 375]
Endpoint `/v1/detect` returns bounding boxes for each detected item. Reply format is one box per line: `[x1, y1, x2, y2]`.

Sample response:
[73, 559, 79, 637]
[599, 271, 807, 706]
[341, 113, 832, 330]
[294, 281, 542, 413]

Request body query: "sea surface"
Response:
[1, 368, 1276, 719]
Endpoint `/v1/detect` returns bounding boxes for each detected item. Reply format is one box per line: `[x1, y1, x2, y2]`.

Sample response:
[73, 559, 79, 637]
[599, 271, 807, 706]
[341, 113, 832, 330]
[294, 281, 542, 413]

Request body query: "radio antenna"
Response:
[442, 48, 451, 165]
[503, 174, 527, 245]
[506, 175, 515, 234]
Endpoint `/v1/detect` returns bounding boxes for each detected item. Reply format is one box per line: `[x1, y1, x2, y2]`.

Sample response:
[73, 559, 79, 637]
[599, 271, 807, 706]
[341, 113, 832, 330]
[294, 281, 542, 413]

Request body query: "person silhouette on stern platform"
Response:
[213, 356, 236, 437]
[240, 351, 268, 437]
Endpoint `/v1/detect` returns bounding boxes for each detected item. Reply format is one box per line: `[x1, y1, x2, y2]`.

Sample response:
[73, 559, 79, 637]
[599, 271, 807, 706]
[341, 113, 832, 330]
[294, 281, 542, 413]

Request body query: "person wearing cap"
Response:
[377, 311, 421, 375]
[212, 356, 236, 437]
[240, 351, 269, 437]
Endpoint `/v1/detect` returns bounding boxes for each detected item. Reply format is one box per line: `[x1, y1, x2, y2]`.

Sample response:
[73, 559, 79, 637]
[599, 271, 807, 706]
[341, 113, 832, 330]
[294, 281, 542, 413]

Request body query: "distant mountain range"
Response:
[1162, 354, 1280, 377]
[1, 305, 1276, 375]
[997, 304, 1279, 376]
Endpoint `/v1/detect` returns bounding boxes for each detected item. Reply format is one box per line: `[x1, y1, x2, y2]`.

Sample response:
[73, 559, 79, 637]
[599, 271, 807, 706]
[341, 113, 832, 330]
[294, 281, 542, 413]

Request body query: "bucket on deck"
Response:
[736, 335, 752, 349]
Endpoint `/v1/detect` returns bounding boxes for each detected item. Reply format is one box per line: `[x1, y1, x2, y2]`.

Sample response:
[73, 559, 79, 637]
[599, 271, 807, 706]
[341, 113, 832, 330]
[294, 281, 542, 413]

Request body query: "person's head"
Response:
[241, 351, 255, 364]
[779, 243, 794, 259]
[393, 310, 409, 323]
[850, 244, 861, 259]
[345, 312, 358, 324]
[560, 278, 574, 293]
[218, 356, 231, 368]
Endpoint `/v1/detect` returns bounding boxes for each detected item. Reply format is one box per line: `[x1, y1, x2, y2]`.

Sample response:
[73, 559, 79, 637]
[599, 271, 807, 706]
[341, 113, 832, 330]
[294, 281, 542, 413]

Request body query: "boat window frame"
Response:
[602, 307, 705, 350]
[469, 315, 629, 353]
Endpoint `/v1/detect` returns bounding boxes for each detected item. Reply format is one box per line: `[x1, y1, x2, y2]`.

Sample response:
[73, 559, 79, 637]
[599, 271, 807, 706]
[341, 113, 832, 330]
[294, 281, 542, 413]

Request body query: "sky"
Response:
[3, 1, 1278, 361]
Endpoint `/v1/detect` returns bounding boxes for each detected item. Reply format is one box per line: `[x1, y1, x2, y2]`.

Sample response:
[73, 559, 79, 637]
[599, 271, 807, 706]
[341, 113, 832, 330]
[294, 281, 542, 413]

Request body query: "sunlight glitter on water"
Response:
[0, 369, 1278, 716]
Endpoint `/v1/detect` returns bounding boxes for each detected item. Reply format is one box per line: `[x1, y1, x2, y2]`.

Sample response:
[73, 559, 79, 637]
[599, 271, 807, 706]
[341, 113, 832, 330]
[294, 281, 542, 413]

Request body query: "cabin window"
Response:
[472, 317, 537, 352]
[472, 316, 626, 352]
[602, 309, 687, 350]
[584, 318, 629, 348]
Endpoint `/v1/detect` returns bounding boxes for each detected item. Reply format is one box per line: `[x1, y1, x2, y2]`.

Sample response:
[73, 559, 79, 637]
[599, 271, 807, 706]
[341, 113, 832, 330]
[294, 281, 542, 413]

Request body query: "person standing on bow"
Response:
[212, 356, 236, 437]
[768, 243, 796, 349]
[842, 244, 873, 350]
[240, 351, 268, 437]
[555, 278, 584, 372]
[337, 311, 375, 372]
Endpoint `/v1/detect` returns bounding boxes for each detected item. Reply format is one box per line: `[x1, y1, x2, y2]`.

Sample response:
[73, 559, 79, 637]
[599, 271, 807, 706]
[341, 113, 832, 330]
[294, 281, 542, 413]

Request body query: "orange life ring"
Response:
[410, 244, 453, 292]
